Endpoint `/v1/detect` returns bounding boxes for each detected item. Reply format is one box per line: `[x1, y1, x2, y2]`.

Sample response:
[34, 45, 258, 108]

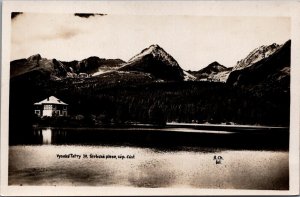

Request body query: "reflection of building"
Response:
[34, 96, 68, 117]
[42, 128, 52, 144]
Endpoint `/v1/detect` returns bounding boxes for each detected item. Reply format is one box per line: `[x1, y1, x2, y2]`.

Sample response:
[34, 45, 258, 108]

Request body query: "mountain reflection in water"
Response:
[24, 127, 289, 151]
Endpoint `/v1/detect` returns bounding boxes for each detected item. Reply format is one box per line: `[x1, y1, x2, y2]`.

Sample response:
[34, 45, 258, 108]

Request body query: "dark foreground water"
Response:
[9, 126, 289, 189]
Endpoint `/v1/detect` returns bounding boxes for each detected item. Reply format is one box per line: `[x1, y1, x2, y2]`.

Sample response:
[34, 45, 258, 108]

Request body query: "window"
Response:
[53, 110, 60, 116]
[44, 105, 52, 110]
[35, 110, 40, 116]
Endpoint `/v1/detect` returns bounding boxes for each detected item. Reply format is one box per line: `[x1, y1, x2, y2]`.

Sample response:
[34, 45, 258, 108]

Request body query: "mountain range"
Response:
[10, 40, 291, 87]
[11, 44, 197, 82]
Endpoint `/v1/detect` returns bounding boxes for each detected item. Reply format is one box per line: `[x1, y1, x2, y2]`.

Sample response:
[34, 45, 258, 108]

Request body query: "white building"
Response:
[34, 96, 68, 117]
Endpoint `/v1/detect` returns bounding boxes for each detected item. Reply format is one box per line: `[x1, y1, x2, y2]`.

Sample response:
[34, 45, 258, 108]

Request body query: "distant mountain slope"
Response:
[119, 44, 185, 81]
[233, 43, 282, 71]
[198, 61, 227, 74]
[10, 54, 70, 78]
[62, 56, 125, 75]
[189, 41, 289, 84]
[208, 67, 233, 82]
[10, 55, 125, 79]
[227, 40, 290, 88]
[188, 61, 229, 82]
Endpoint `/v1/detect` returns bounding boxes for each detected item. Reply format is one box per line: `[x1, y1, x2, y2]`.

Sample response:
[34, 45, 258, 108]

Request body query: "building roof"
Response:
[34, 96, 68, 105]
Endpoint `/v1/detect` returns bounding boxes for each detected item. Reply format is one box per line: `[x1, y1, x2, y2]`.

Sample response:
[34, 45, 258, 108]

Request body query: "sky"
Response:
[11, 13, 290, 71]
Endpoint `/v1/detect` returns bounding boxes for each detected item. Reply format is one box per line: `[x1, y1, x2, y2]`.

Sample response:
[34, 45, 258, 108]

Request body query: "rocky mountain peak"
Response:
[206, 61, 226, 70]
[27, 54, 42, 62]
[128, 44, 180, 68]
[119, 44, 184, 81]
[227, 40, 291, 86]
[85, 56, 102, 61]
[149, 44, 161, 49]
[233, 43, 282, 71]
[209, 61, 221, 66]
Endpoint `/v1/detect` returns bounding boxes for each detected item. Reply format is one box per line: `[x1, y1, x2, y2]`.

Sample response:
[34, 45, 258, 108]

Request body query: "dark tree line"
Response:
[8, 58, 289, 147]
[10, 70, 290, 135]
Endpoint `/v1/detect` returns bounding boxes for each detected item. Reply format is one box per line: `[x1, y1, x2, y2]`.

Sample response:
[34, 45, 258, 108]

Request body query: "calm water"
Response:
[9, 127, 289, 189]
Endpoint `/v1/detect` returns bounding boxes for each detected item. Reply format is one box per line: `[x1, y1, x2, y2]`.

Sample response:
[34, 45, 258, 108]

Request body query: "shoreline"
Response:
[33, 122, 289, 132]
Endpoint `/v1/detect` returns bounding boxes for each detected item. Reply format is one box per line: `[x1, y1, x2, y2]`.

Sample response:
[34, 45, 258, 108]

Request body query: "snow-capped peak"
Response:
[233, 43, 282, 71]
[127, 44, 180, 67]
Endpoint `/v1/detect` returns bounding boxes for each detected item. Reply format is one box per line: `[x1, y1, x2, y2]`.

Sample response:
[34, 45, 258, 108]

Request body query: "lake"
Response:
[8, 126, 289, 189]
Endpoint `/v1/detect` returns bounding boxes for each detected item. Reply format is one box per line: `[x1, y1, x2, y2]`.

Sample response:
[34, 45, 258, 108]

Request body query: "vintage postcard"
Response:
[1, 1, 300, 196]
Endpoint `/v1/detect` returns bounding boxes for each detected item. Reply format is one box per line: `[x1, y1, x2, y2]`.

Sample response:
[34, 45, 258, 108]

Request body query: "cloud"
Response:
[74, 13, 107, 18]
[37, 27, 83, 40]
[11, 14, 290, 70]
[11, 12, 23, 20]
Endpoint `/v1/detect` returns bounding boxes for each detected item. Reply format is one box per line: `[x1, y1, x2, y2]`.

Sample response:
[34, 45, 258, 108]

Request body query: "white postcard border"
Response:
[1, 1, 300, 196]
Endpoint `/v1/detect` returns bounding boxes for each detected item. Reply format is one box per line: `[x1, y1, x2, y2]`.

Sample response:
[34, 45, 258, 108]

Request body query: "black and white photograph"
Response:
[1, 1, 300, 196]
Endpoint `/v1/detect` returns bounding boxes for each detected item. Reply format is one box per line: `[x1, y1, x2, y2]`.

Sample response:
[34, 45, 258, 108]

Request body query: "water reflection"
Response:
[30, 127, 289, 151]
[33, 128, 67, 145]
[42, 128, 52, 144]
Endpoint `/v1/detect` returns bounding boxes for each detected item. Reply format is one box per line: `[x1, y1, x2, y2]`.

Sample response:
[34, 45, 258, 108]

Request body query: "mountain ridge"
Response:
[119, 44, 186, 81]
[188, 61, 228, 82]
[10, 54, 126, 79]
[227, 40, 291, 88]
[232, 43, 282, 71]
[10, 40, 290, 85]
